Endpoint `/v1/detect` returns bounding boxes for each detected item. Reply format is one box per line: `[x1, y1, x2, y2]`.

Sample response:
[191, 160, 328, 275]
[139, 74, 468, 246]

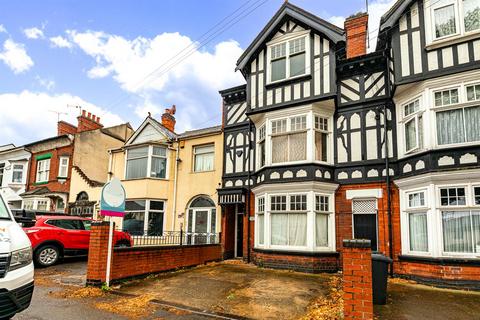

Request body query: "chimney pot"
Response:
[82, 110, 86, 117]
[92, 115, 96, 122]
[87, 112, 92, 119]
[97, 117, 101, 123]
[344, 12, 369, 59]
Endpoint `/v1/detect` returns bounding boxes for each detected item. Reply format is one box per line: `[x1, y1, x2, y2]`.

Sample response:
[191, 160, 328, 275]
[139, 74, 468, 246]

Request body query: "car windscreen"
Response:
[0, 197, 11, 220]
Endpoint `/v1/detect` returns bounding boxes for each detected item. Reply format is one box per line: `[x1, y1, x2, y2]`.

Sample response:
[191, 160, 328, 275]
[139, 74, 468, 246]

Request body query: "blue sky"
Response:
[0, 0, 395, 146]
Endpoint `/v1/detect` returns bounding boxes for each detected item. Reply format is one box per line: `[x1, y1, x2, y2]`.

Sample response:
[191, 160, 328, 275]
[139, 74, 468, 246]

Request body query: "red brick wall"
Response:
[344, 13, 369, 59]
[335, 183, 401, 265]
[57, 121, 77, 136]
[27, 145, 74, 204]
[395, 261, 480, 288]
[252, 250, 339, 273]
[86, 222, 222, 285]
[343, 239, 373, 320]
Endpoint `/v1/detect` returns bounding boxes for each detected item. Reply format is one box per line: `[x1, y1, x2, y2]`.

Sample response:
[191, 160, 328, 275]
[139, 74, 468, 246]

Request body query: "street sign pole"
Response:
[99, 177, 126, 288]
[106, 218, 114, 287]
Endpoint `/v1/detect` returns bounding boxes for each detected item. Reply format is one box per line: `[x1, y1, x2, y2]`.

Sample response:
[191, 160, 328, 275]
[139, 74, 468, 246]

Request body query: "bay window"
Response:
[314, 116, 328, 162]
[431, 0, 480, 40]
[315, 195, 330, 247]
[124, 199, 165, 236]
[193, 144, 214, 172]
[36, 159, 50, 183]
[475, 186, 480, 205]
[268, 35, 308, 83]
[403, 99, 424, 153]
[270, 194, 307, 247]
[271, 116, 307, 163]
[405, 190, 429, 253]
[467, 84, 480, 102]
[258, 125, 266, 168]
[442, 210, 480, 253]
[126, 145, 167, 179]
[255, 191, 335, 251]
[440, 187, 466, 205]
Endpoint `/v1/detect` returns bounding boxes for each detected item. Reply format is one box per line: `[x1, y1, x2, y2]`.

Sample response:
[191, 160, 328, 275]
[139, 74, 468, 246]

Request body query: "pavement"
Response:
[375, 279, 480, 320]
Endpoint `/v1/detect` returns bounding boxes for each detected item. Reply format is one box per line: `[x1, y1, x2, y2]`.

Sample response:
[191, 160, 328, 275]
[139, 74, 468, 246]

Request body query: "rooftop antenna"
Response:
[67, 104, 82, 116]
[48, 110, 68, 122]
[366, 0, 370, 49]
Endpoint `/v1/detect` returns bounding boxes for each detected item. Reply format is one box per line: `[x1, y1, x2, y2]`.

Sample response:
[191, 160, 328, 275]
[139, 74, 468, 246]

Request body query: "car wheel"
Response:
[114, 240, 131, 248]
[35, 245, 60, 267]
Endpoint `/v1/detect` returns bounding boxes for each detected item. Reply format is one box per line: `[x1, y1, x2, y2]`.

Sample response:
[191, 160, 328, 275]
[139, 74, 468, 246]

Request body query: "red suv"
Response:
[23, 216, 133, 267]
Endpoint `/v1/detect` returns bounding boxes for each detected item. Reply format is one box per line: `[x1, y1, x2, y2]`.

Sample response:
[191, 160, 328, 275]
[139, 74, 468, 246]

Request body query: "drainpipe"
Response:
[246, 120, 252, 263]
[384, 46, 394, 276]
[171, 138, 180, 232]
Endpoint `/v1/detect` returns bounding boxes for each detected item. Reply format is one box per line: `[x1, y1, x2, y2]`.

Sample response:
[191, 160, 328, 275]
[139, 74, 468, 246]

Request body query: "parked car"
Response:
[23, 216, 133, 267]
[0, 194, 34, 319]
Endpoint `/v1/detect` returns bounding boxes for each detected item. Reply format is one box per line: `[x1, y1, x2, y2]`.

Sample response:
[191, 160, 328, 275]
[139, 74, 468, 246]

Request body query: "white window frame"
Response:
[193, 144, 215, 172]
[314, 193, 333, 249]
[313, 115, 331, 163]
[466, 82, 480, 102]
[427, 0, 480, 45]
[254, 190, 335, 252]
[474, 185, 480, 206]
[269, 115, 309, 165]
[438, 185, 468, 208]
[58, 156, 69, 178]
[36, 158, 51, 183]
[256, 196, 265, 247]
[11, 163, 24, 184]
[406, 190, 428, 209]
[257, 124, 266, 170]
[266, 31, 311, 85]
[124, 199, 166, 236]
[125, 145, 168, 180]
[401, 97, 424, 154]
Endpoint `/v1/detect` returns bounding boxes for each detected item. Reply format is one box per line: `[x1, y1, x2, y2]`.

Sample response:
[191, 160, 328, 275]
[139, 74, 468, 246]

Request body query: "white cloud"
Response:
[50, 35, 72, 48]
[0, 39, 34, 74]
[0, 25, 6, 33]
[23, 27, 44, 39]
[67, 30, 244, 94]
[35, 76, 55, 90]
[0, 90, 124, 146]
[328, 0, 397, 51]
[65, 29, 244, 132]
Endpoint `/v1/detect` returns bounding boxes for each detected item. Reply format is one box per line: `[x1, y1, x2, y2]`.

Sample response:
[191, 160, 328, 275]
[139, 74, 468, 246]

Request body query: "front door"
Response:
[236, 212, 243, 258]
[191, 209, 210, 244]
[353, 214, 378, 251]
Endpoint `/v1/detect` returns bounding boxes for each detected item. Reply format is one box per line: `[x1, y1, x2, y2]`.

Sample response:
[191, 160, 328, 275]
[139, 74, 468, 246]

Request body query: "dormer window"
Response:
[431, 0, 480, 41]
[267, 33, 309, 84]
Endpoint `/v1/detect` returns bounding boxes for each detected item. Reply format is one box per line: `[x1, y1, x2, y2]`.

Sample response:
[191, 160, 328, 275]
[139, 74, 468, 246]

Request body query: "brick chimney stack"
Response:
[57, 121, 78, 136]
[344, 12, 369, 59]
[77, 109, 104, 133]
[161, 105, 176, 132]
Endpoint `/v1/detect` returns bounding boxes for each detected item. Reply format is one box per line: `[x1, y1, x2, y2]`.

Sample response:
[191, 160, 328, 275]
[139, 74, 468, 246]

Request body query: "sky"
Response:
[0, 0, 396, 146]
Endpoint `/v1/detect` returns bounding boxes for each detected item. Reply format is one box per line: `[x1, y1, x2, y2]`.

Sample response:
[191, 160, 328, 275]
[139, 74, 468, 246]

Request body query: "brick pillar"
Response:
[86, 221, 112, 286]
[343, 239, 373, 320]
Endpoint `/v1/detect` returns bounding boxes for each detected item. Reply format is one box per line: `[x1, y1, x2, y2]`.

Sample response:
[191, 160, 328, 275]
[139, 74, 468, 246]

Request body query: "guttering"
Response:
[171, 138, 180, 232]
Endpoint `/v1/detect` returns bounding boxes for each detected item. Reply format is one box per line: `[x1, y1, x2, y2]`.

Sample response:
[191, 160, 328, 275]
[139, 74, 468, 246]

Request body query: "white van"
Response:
[0, 194, 34, 319]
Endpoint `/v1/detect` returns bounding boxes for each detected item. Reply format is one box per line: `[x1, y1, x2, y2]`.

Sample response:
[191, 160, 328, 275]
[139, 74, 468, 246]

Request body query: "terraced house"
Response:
[107, 107, 223, 241]
[218, 0, 480, 289]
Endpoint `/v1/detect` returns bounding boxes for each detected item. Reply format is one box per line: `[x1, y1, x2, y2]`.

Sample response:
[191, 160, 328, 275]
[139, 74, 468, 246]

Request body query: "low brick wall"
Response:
[86, 222, 222, 285]
[252, 249, 339, 273]
[395, 258, 480, 290]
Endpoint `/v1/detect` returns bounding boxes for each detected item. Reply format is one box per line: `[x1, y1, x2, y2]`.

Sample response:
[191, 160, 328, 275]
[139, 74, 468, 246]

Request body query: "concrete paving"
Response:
[375, 280, 480, 320]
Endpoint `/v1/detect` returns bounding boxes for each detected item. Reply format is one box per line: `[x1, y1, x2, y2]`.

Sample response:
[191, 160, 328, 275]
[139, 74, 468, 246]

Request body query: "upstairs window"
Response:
[474, 186, 480, 205]
[36, 159, 50, 183]
[269, 35, 308, 83]
[271, 116, 307, 163]
[193, 144, 214, 172]
[12, 164, 24, 183]
[436, 105, 480, 145]
[314, 116, 329, 162]
[258, 125, 266, 168]
[432, 0, 480, 40]
[403, 99, 424, 153]
[126, 146, 167, 180]
[58, 156, 69, 178]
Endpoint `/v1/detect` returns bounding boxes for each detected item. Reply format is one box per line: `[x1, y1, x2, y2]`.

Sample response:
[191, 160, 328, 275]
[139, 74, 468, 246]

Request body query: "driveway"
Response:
[117, 260, 333, 320]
